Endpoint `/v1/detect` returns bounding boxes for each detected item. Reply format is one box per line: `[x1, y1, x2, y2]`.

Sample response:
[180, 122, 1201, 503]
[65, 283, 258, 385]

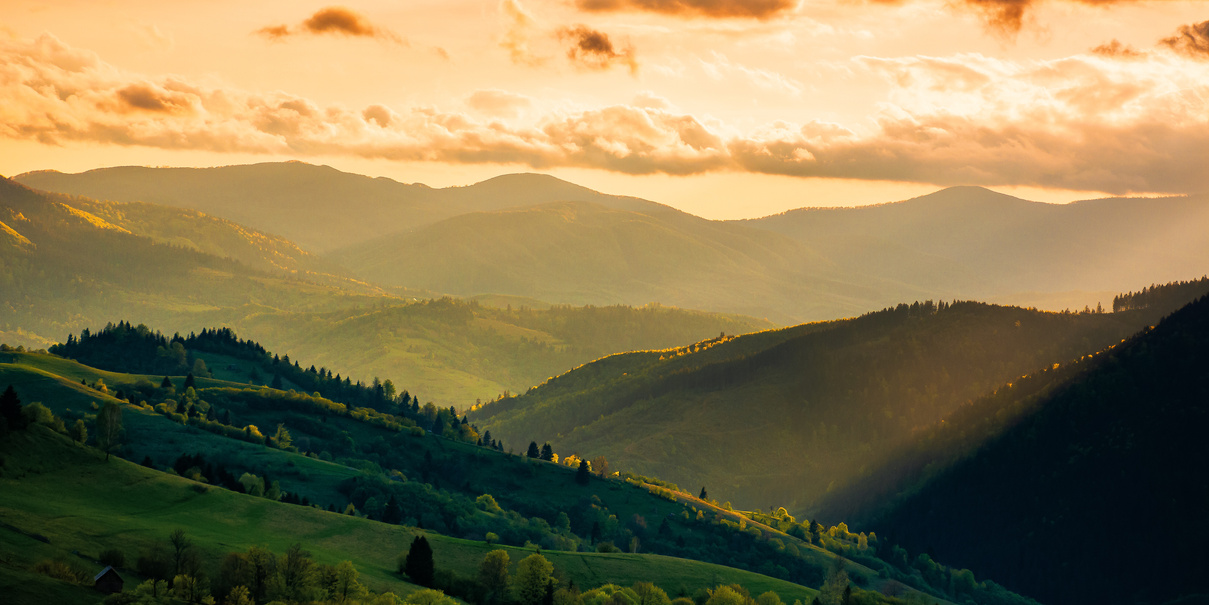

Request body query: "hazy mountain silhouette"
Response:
[15, 163, 668, 254]
[742, 186, 1209, 305]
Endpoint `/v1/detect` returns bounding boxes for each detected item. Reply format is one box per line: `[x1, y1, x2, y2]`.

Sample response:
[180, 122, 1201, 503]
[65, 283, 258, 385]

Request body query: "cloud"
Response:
[698, 52, 803, 96]
[256, 6, 403, 43]
[575, 0, 798, 20]
[500, 0, 543, 65]
[4, 34, 1209, 195]
[1160, 20, 1209, 59]
[557, 25, 638, 74]
[866, 0, 1139, 34]
[1091, 39, 1146, 59]
[467, 90, 533, 119]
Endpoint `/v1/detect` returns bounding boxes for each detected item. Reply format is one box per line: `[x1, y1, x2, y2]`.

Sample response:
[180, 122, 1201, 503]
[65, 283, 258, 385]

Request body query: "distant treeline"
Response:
[1112, 276, 1209, 313]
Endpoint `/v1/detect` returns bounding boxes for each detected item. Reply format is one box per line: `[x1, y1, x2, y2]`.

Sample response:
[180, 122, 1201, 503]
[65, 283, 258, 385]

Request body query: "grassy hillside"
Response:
[743, 186, 1209, 309]
[820, 294, 1209, 605]
[0, 345, 1039, 605]
[0, 427, 823, 605]
[232, 297, 774, 406]
[470, 299, 1180, 514]
[14, 163, 670, 254]
[330, 200, 915, 324]
[0, 176, 390, 349]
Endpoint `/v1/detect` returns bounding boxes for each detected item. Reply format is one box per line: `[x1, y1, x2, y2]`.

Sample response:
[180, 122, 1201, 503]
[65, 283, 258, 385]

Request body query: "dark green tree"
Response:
[576, 460, 591, 485]
[0, 385, 24, 431]
[271, 374, 283, 390]
[160, 376, 173, 389]
[540, 443, 554, 461]
[404, 536, 434, 587]
[183, 372, 196, 389]
[96, 401, 123, 461]
[527, 441, 540, 458]
[699, 487, 707, 500]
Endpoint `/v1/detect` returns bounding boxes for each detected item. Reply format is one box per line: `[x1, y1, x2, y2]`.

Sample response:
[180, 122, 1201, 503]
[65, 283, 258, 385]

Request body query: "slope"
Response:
[1, 338, 1046, 605]
[816, 294, 1209, 605]
[470, 299, 1183, 514]
[231, 299, 774, 406]
[0, 176, 386, 348]
[330, 200, 909, 324]
[14, 163, 671, 254]
[743, 186, 1209, 308]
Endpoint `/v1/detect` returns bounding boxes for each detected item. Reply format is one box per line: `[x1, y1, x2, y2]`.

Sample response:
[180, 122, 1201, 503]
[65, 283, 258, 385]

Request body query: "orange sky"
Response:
[2, 0, 1207, 218]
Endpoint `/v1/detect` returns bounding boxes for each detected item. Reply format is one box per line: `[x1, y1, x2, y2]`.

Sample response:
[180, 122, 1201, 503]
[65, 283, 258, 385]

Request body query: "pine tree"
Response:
[576, 460, 591, 486]
[271, 374, 283, 390]
[527, 441, 540, 458]
[540, 443, 554, 461]
[183, 373, 195, 390]
[0, 385, 24, 430]
[699, 487, 708, 500]
[404, 536, 435, 586]
[160, 376, 173, 389]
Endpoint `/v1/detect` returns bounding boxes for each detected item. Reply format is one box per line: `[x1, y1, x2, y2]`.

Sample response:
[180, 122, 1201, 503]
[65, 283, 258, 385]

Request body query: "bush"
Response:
[32, 559, 88, 584]
[99, 548, 126, 568]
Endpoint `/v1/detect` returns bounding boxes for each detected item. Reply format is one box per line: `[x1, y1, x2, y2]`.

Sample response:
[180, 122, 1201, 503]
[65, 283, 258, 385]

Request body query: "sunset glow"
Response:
[3, 0, 1207, 216]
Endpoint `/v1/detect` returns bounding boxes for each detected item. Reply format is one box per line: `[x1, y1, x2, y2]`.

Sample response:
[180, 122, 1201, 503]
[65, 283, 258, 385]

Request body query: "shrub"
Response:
[32, 559, 88, 584]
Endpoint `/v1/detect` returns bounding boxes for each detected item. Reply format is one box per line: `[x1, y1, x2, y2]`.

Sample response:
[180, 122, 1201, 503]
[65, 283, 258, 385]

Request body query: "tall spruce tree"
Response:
[527, 441, 540, 458]
[0, 385, 24, 431]
[404, 536, 435, 586]
[576, 460, 591, 485]
[540, 443, 554, 461]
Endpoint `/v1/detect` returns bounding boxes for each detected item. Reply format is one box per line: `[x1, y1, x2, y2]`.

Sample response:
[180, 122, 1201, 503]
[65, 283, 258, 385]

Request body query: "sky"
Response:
[2, 0, 1207, 219]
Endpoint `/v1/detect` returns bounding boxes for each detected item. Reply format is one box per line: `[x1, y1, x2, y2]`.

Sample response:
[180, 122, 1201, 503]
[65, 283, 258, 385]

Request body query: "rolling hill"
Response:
[14, 163, 670, 254]
[0, 342, 1033, 605]
[815, 293, 1209, 605]
[741, 186, 1209, 309]
[329, 200, 898, 324]
[468, 296, 1191, 514]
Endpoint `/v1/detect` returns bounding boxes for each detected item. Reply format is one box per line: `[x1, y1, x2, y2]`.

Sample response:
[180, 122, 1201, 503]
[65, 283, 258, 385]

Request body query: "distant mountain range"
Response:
[19, 163, 1209, 324]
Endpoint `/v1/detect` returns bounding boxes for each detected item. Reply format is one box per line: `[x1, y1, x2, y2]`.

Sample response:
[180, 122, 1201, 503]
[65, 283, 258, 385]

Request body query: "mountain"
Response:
[0, 175, 388, 348]
[468, 298, 1179, 513]
[330, 200, 917, 324]
[14, 163, 669, 254]
[816, 292, 1209, 605]
[741, 186, 1209, 307]
[230, 299, 774, 406]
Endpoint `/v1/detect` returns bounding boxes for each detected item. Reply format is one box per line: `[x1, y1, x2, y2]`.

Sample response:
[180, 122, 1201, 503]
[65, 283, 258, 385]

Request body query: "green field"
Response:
[0, 428, 819, 605]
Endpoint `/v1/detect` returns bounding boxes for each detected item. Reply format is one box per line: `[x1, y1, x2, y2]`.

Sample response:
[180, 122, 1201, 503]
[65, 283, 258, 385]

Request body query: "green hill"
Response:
[815, 293, 1209, 605]
[230, 299, 774, 406]
[0, 426, 824, 605]
[469, 298, 1186, 514]
[14, 163, 671, 254]
[0, 176, 389, 349]
[0, 340, 1036, 605]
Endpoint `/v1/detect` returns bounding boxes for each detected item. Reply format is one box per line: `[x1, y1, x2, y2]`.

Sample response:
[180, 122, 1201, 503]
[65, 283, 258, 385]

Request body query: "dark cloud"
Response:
[1091, 39, 1145, 59]
[116, 83, 193, 114]
[868, 0, 1137, 34]
[255, 6, 402, 42]
[575, 0, 797, 20]
[302, 6, 379, 36]
[558, 25, 638, 74]
[1160, 20, 1209, 59]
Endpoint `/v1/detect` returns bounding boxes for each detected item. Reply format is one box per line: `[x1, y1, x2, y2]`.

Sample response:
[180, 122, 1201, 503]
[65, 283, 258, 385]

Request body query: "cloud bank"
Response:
[867, 0, 1140, 34]
[3, 34, 1208, 194]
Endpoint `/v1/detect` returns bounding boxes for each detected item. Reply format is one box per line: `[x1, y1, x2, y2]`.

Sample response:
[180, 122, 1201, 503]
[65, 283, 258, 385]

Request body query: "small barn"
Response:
[93, 565, 123, 594]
